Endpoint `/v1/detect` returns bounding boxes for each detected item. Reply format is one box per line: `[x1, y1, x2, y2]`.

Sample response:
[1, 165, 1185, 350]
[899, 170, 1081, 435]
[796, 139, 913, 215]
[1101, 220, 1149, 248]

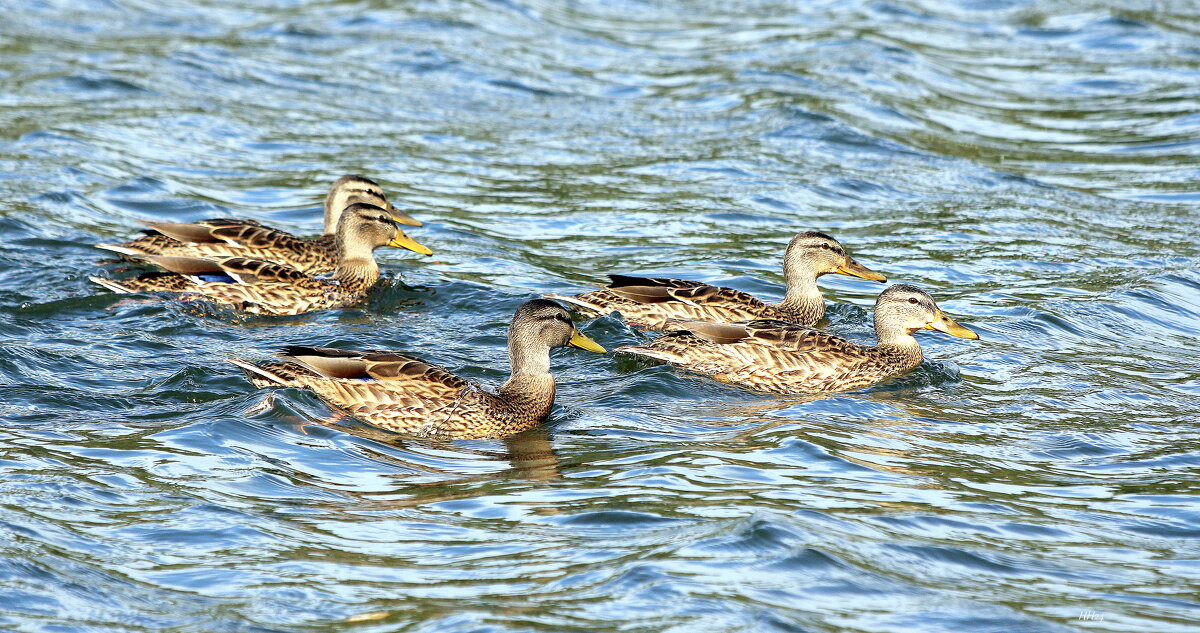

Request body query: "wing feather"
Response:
[277, 346, 469, 397]
[143, 255, 311, 284]
[605, 275, 766, 309]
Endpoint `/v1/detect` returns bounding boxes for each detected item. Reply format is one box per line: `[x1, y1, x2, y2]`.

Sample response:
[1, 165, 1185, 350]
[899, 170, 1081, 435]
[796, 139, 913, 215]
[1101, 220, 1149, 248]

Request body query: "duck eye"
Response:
[907, 298, 919, 304]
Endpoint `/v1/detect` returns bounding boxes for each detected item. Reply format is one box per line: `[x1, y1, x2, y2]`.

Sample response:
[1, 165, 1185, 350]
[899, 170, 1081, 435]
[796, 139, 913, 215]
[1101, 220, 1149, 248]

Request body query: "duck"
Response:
[88, 202, 432, 316]
[95, 175, 423, 275]
[615, 284, 978, 394]
[545, 231, 885, 330]
[227, 299, 607, 440]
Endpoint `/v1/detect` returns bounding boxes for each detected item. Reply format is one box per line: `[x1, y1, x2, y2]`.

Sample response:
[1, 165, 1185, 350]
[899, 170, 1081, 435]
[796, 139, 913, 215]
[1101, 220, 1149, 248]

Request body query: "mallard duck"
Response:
[227, 299, 607, 440]
[88, 203, 432, 316]
[545, 231, 885, 329]
[95, 175, 422, 274]
[615, 284, 978, 394]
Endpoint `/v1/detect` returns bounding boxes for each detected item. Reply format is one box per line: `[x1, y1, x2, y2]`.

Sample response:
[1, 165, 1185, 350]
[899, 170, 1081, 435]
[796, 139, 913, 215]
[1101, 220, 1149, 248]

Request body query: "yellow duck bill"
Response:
[926, 310, 979, 340]
[388, 231, 433, 255]
[569, 329, 607, 353]
[387, 203, 423, 227]
[836, 258, 887, 282]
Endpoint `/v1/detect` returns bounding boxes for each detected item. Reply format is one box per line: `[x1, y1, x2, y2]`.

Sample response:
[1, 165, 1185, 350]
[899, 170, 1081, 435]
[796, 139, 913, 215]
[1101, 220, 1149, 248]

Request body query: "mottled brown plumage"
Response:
[95, 175, 422, 274]
[545, 232, 885, 329]
[89, 203, 432, 316]
[616, 284, 979, 394]
[228, 300, 607, 440]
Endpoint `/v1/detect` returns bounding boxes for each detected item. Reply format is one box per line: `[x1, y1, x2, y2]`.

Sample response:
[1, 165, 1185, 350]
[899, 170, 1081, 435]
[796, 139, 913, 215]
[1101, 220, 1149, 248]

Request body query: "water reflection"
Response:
[254, 396, 563, 490]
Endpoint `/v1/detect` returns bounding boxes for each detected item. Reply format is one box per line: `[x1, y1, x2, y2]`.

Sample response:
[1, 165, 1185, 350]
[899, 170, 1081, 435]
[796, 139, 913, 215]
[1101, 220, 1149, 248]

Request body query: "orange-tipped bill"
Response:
[387, 203, 423, 227]
[388, 231, 433, 255]
[926, 310, 979, 340]
[569, 329, 606, 353]
[836, 258, 886, 282]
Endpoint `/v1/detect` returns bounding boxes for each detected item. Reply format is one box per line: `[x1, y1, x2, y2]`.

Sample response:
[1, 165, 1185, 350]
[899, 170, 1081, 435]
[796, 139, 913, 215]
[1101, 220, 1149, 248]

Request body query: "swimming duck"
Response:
[545, 232, 885, 329]
[88, 203, 431, 316]
[95, 175, 422, 275]
[227, 299, 607, 440]
[615, 284, 978, 394]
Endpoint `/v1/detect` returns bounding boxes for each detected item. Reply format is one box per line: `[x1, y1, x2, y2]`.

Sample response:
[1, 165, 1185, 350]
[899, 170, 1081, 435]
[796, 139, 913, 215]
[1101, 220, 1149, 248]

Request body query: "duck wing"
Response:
[278, 346, 470, 397]
[143, 219, 307, 252]
[605, 274, 766, 309]
[668, 319, 861, 356]
[141, 255, 312, 285]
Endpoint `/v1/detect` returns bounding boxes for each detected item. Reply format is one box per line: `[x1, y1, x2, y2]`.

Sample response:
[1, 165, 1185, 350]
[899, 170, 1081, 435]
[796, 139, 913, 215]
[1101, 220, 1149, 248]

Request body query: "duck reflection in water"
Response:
[247, 395, 564, 490]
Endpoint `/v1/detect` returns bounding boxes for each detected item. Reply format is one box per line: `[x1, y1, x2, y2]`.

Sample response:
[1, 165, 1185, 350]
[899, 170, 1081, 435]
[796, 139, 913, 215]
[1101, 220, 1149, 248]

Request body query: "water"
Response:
[1, 0, 1198, 631]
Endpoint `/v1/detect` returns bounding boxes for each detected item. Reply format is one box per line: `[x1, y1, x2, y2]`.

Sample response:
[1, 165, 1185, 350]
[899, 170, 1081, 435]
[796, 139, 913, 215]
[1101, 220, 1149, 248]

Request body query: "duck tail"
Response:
[613, 344, 681, 364]
[89, 276, 134, 294]
[227, 358, 287, 387]
[95, 243, 150, 257]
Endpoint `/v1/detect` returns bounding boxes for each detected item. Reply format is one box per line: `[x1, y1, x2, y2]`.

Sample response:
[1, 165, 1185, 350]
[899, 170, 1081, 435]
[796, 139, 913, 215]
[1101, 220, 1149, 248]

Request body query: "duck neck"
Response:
[776, 272, 824, 321]
[323, 190, 349, 235]
[332, 236, 380, 290]
[507, 336, 551, 377]
[873, 321, 924, 367]
[322, 205, 337, 235]
[499, 337, 556, 414]
[334, 258, 380, 291]
[498, 374, 556, 411]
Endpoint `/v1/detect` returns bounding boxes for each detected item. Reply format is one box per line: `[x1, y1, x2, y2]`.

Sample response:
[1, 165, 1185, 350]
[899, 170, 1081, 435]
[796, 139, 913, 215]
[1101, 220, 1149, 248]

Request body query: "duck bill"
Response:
[925, 310, 979, 340]
[568, 329, 606, 353]
[836, 258, 886, 282]
[388, 231, 433, 255]
[387, 203, 423, 227]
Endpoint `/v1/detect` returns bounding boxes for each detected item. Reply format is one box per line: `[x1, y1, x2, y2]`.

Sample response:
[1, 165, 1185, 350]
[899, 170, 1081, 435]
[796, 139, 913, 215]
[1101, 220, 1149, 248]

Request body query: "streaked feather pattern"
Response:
[90, 255, 375, 315]
[95, 175, 421, 274]
[619, 319, 919, 393]
[616, 285, 979, 394]
[551, 274, 804, 329]
[90, 203, 429, 316]
[228, 300, 606, 440]
[546, 232, 885, 329]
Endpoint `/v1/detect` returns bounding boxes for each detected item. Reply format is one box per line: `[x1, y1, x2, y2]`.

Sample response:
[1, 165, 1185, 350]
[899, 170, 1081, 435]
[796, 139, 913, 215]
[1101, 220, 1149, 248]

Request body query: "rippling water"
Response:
[2, 0, 1199, 631]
